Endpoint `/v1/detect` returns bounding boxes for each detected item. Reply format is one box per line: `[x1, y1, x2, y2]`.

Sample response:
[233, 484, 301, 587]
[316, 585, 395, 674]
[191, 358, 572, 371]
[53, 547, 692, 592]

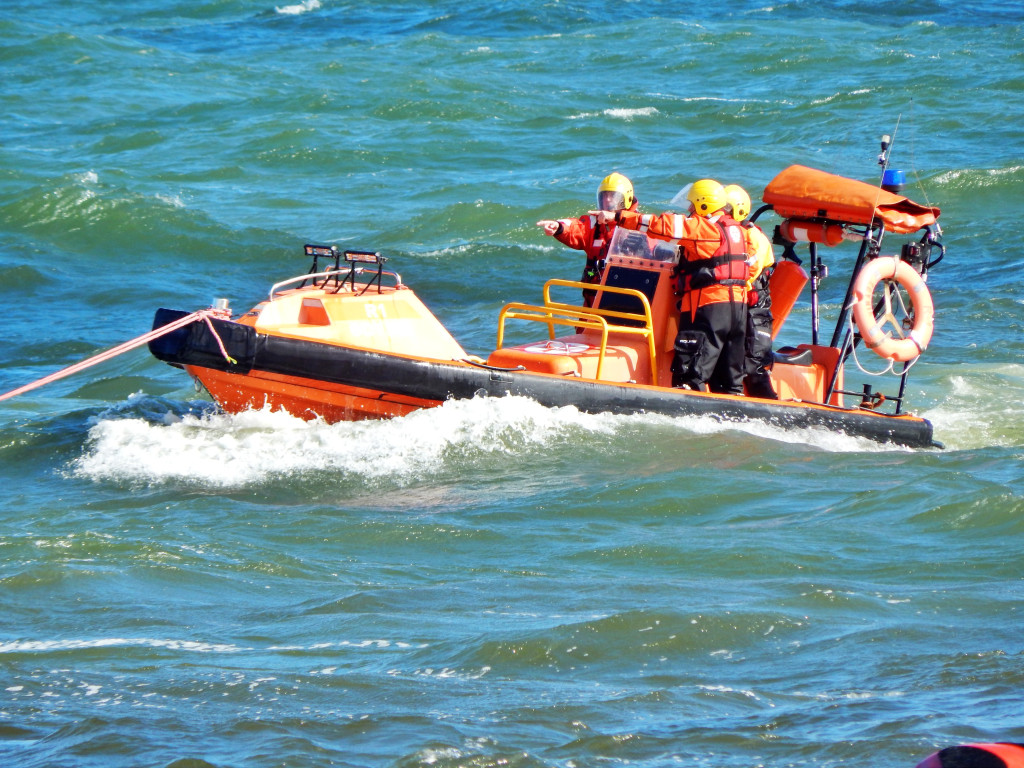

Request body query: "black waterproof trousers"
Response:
[672, 299, 748, 395]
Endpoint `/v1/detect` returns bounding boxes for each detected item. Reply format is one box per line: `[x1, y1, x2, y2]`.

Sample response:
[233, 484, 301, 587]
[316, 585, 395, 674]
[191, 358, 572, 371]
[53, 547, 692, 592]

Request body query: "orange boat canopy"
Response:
[763, 164, 940, 234]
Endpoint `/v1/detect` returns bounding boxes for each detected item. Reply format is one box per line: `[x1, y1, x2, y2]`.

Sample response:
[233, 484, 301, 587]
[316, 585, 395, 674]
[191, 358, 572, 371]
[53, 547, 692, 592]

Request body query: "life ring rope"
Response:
[846, 310, 920, 378]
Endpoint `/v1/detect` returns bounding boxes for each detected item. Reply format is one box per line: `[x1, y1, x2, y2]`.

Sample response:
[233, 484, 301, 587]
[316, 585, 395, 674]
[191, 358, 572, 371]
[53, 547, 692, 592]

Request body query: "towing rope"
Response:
[0, 308, 234, 403]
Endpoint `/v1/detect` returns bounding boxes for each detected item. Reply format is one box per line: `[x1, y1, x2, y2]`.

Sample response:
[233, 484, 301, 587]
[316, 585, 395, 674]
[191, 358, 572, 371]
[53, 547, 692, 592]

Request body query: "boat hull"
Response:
[150, 309, 937, 448]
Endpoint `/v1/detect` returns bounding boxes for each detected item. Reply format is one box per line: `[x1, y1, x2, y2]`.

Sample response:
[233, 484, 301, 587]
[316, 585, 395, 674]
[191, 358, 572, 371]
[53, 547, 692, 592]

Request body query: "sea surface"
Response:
[2, 2, 1023, 767]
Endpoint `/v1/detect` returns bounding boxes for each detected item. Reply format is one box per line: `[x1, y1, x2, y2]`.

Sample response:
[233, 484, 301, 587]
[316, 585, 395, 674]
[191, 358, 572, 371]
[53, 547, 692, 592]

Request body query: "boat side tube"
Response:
[149, 309, 936, 448]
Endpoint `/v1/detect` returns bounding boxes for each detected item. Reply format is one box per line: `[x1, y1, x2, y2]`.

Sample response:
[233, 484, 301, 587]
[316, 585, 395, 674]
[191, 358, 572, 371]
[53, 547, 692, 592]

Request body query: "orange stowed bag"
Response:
[763, 164, 940, 234]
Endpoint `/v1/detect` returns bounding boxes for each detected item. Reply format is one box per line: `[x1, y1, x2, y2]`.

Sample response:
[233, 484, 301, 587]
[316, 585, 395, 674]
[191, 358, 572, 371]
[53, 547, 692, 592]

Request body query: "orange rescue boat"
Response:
[150, 162, 944, 448]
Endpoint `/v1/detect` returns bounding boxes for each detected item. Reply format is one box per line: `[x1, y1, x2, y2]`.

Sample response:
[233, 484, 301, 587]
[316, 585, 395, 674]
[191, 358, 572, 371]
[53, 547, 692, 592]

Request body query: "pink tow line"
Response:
[0, 308, 235, 403]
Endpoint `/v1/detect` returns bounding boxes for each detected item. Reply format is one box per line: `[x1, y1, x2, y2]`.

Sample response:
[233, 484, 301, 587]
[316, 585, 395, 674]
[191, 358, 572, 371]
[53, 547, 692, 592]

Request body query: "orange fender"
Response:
[779, 218, 846, 247]
[768, 260, 809, 340]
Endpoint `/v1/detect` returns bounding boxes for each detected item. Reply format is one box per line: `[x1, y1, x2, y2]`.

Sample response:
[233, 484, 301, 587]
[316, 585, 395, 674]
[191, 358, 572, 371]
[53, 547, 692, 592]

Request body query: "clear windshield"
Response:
[607, 227, 678, 263]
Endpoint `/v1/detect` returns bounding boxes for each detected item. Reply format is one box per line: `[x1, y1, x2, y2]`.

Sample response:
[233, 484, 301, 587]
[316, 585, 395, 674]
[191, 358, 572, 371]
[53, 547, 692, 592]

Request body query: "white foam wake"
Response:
[922, 363, 1024, 450]
[68, 394, 890, 488]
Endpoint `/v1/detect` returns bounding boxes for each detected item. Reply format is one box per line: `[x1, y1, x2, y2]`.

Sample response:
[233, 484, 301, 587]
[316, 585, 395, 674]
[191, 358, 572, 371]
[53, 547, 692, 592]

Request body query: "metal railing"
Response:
[269, 267, 403, 301]
[496, 279, 657, 381]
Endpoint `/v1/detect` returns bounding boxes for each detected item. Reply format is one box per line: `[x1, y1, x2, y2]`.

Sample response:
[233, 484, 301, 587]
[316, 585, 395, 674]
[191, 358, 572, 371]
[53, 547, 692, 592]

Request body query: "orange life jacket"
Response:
[676, 216, 749, 287]
[675, 215, 749, 313]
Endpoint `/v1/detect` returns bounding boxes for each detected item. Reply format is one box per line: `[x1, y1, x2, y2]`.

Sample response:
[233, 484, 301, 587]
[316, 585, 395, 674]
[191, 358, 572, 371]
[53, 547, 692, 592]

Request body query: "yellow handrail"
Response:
[497, 305, 611, 377]
[542, 279, 652, 324]
[495, 280, 658, 381]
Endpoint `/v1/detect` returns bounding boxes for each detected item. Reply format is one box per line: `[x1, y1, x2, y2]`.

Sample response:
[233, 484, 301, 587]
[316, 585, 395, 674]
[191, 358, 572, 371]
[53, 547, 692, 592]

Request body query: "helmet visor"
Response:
[597, 190, 626, 212]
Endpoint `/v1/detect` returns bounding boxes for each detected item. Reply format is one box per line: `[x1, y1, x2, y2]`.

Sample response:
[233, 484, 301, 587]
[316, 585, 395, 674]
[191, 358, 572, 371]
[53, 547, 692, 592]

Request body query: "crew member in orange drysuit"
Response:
[537, 172, 638, 307]
[592, 178, 749, 394]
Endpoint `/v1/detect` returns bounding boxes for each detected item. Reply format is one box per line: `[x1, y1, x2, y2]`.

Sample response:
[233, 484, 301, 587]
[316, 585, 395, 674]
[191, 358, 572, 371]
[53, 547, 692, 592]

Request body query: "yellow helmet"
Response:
[724, 184, 751, 220]
[687, 179, 727, 216]
[596, 172, 634, 212]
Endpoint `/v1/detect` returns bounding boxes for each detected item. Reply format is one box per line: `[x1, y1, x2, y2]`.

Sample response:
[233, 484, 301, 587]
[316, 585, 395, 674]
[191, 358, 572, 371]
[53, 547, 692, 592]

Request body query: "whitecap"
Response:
[155, 193, 185, 208]
[275, 0, 320, 15]
[602, 107, 659, 120]
[568, 107, 659, 121]
[0, 638, 245, 654]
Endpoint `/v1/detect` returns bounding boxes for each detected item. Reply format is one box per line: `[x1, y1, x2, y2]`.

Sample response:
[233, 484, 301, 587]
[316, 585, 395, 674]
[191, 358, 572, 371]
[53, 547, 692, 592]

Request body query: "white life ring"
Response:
[851, 256, 934, 362]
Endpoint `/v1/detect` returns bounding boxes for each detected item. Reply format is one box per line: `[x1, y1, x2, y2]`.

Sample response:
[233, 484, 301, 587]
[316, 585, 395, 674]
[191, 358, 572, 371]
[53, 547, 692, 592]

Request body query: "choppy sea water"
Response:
[2, 2, 1023, 767]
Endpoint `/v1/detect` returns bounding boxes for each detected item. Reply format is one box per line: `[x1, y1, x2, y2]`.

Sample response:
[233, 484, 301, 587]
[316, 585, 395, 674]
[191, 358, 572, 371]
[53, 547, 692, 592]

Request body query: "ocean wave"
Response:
[2, 5, 1022, 766]
[933, 165, 1024, 188]
[923, 364, 1024, 449]
[568, 107, 659, 121]
[0, 637, 244, 654]
[275, 0, 320, 15]
[1, 171, 184, 239]
[0, 635, 430, 656]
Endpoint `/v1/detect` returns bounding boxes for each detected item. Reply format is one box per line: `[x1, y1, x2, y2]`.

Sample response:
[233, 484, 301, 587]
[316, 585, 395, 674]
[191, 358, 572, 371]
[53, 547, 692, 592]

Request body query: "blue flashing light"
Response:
[882, 168, 906, 192]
